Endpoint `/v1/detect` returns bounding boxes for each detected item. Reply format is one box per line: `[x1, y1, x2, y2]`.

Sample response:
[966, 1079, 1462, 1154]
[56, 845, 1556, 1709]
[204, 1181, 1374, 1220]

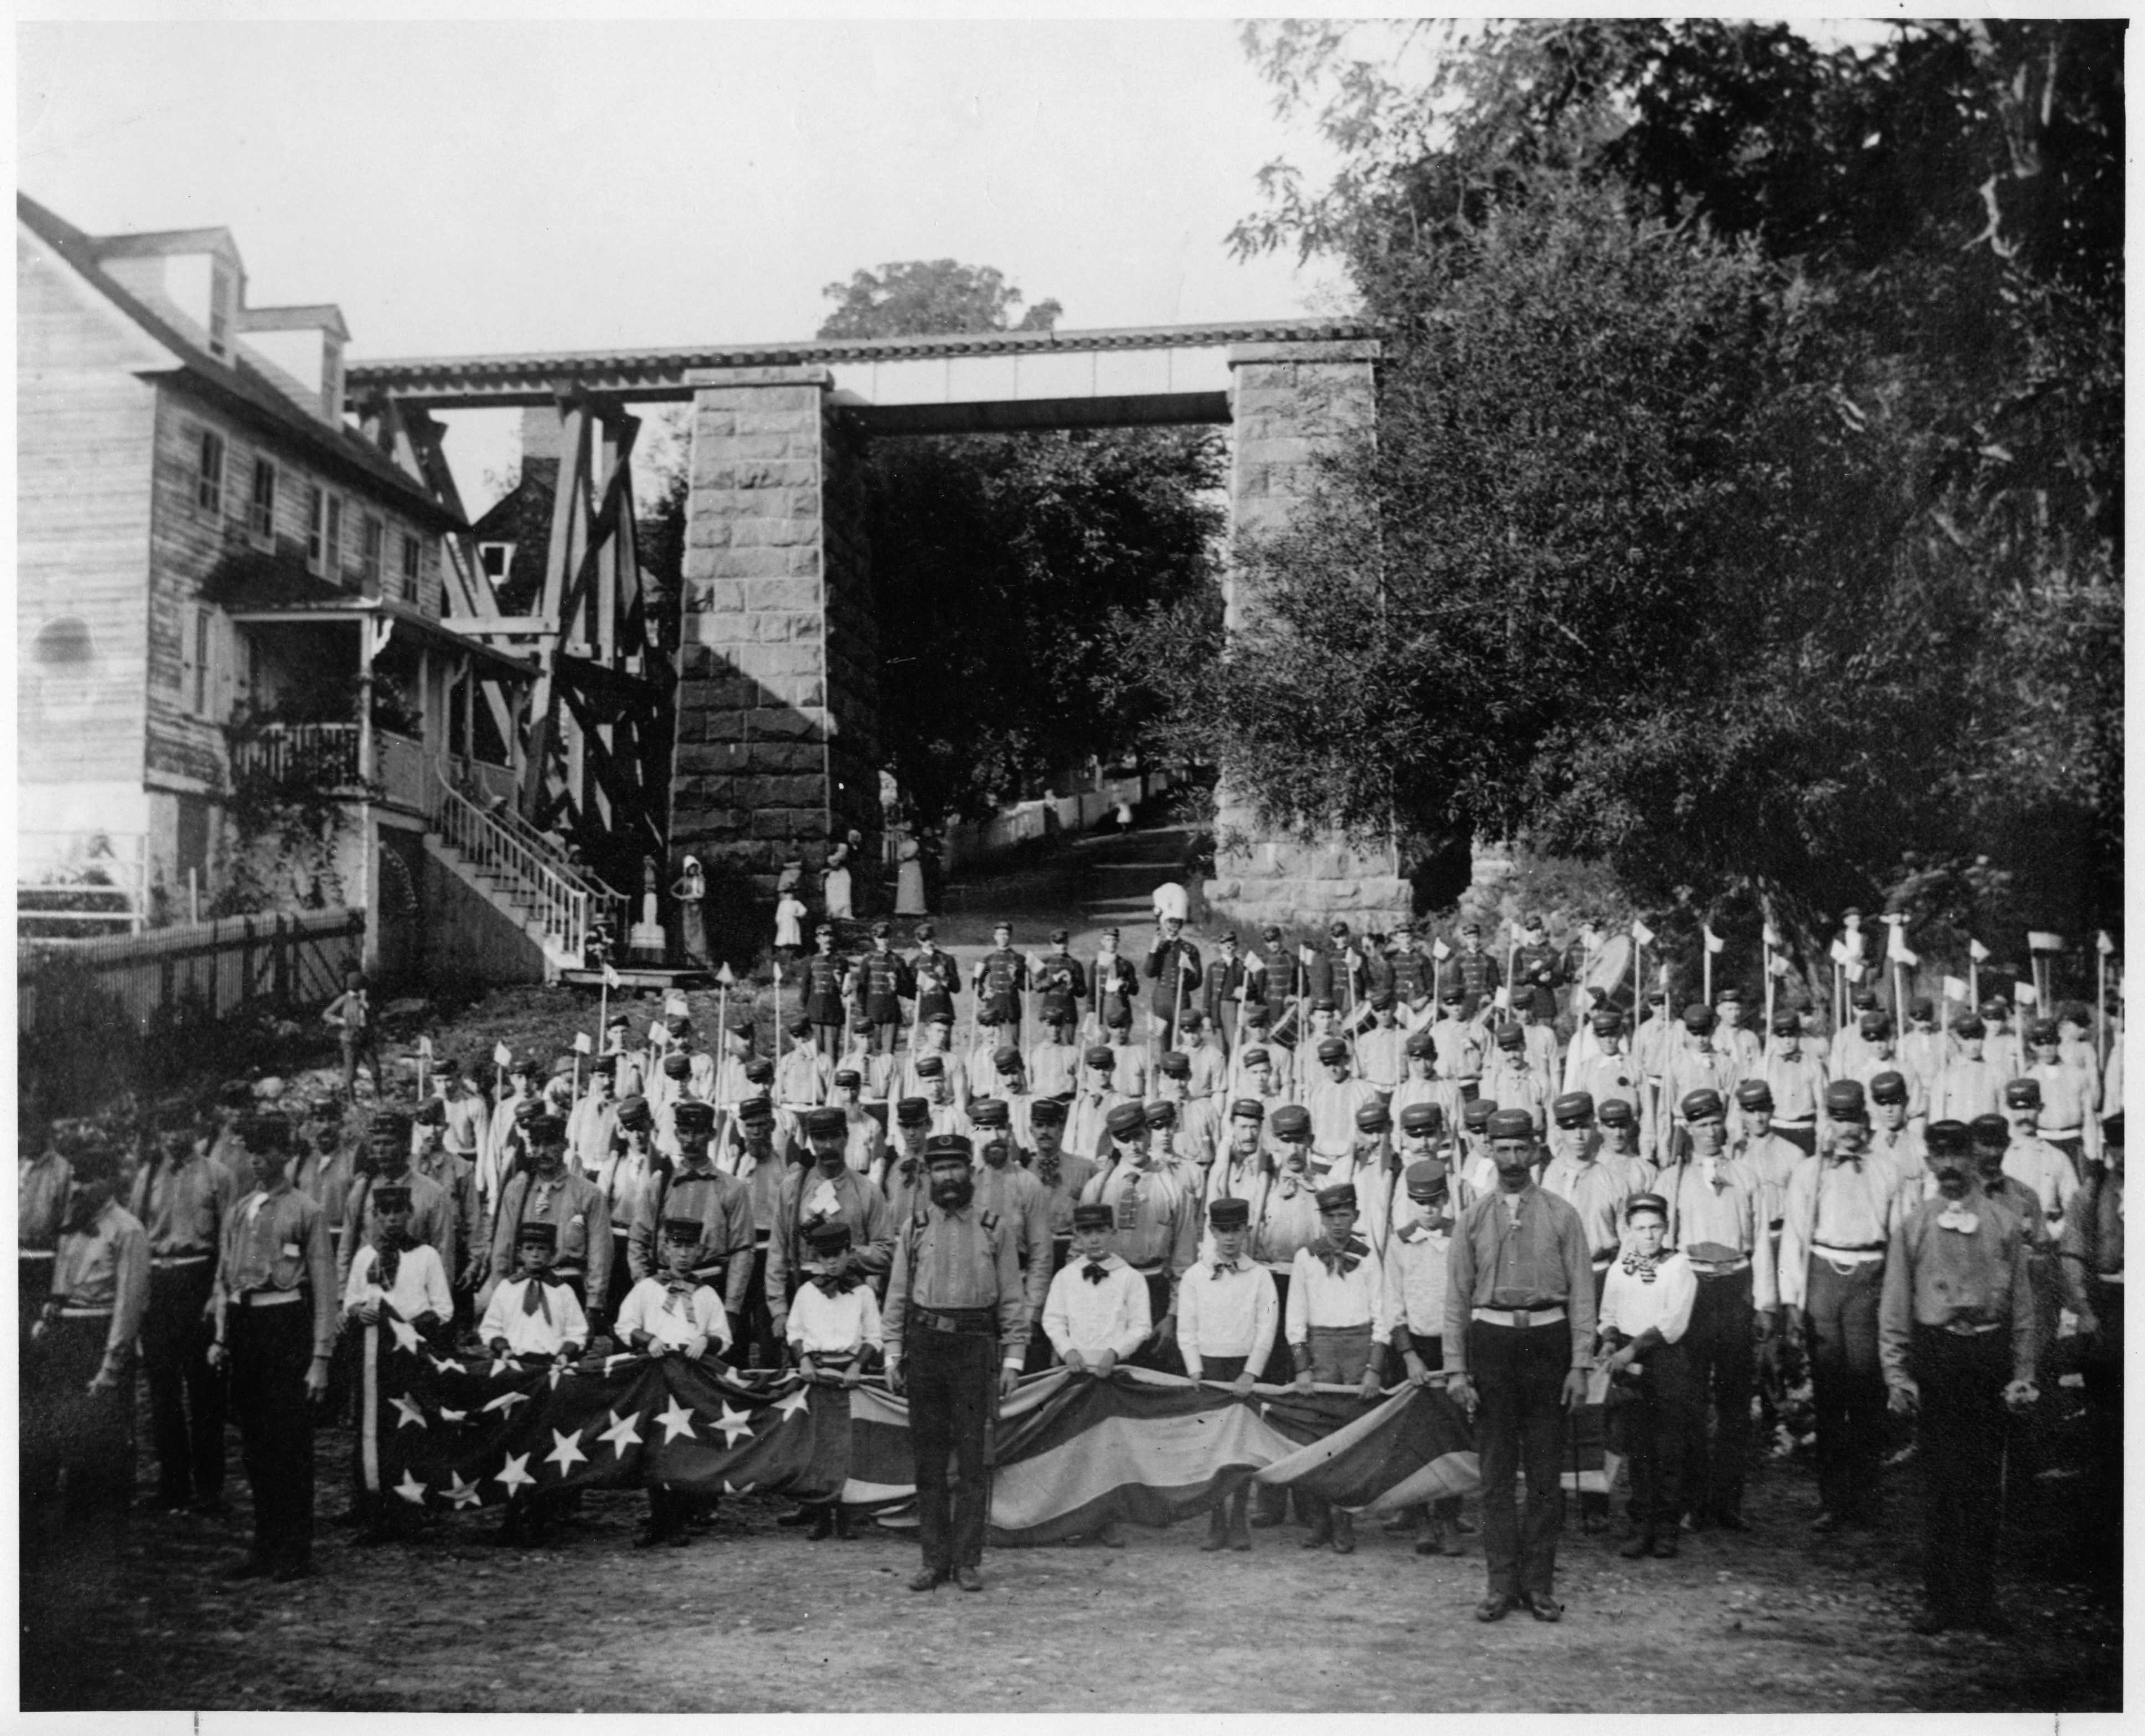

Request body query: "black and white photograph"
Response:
[14, 13, 2125, 1717]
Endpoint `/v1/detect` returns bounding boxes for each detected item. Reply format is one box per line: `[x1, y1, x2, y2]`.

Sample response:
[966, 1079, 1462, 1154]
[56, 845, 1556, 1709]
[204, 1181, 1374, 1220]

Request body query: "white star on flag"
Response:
[603, 1354, 638, 1377]
[548, 1363, 570, 1390]
[391, 1393, 428, 1430]
[711, 1403, 756, 1446]
[546, 1429, 590, 1475]
[444, 1472, 483, 1510]
[389, 1317, 422, 1354]
[439, 1407, 468, 1425]
[494, 1453, 537, 1495]
[393, 1470, 428, 1506]
[481, 1389, 530, 1416]
[490, 1355, 517, 1379]
[655, 1398, 699, 1442]
[428, 1356, 466, 1375]
[773, 1387, 812, 1422]
[598, 1409, 644, 1458]
[722, 1478, 753, 1496]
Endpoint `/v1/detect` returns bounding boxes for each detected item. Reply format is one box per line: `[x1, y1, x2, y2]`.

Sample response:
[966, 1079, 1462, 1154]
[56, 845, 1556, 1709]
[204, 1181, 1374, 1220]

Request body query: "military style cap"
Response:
[1029, 1096, 1068, 1126]
[1405, 1029, 1436, 1057]
[660, 1054, 692, 1080]
[788, 1015, 814, 1038]
[915, 1055, 946, 1077]
[1682, 1002, 1716, 1031]
[850, 1013, 876, 1033]
[1370, 989, 1397, 1011]
[1462, 1100, 1498, 1132]
[1680, 1088, 1726, 1121]
[994, 1046, 1023, 1073]
[1159, 1051, 1191, 1078]
[1271, 1105, 1312, 1138]
[1328, 921, 1351, 937]
[666, 1013, 692, 1035]
[1354, 1100, 1391, 1133]
[1399, 1102, 1445, 1135]
[1734, 1080, 1774, 1111]
[1718, 986, 1744, 1004]
[1495, 1024, 1525, 1051]
[661, 1216, 704, 1242]
[1207, 1197, 1250, 1231]
[1485, 1109, 1535, 1141]
[1312, 998, 1340, 1015]
[369, 1107, 414, 1138]
[834, 1067, 862, 1087]
[1591, 1007, 1625, 1034]
[1625, 1193, 1669, 1224]
[413, 1098, 447, 1127]
[1952, 1015, 1986, 1038]
[803, 1219, 852, 1252]
[1459, 921, 1481, 937]
[1316, 1037, 1349, 1062]
[1969, 1113, 2011, 1151]
[925, 1009, 954, 1027]
[1867, 1070, 1909, 1105]
[371, 1184, 412, 1212]
[1772, 1010, 1802, 1036]
[674, 1101, 716, 1134]
[1851, 988, 1880, 1011]
[2003, 1078, 2041, 1109]
[1261, 925, 1283, 942]
[1551, 1092, 1594, 1127]
[1179, 1012, 1204, 1033]
[1229, 1097, 1266, 1122]
[523, 1112, 566, 1143]
[1241, 1046, 1270, 1065]
[1105, 1008, 1135, 1030]
[517, 1221, 557, 1247]
[1144, 1100, 1178, 1129]
[914, 922, 936, 941]
[1049, 928, 1070, 944]
[1859, 1011, 1893, 1039]
[1084, 1045, 1116, 1069]
[871, 920, 891, 939]
[895, 1096, 931, 1127]
[1910, 998, 1936, 1021]
[805, 1106, 848, 1139]
[1823, 1080, 1867, 1121]
[1315, 1182, 1358, 1211]
[1071, 1203, 1113, 1231]
[1925, 1119, 1971, 1157]
[2027, 1019, 2060, 1046]
[744, 1058, 775, 1085]
[924, 1133, 974, 1165]
[968, 1099, 1009, 1129]
[238, 1113, 292, 1153]
[1403, 1158, 1448, 1192]
[1106, 1102, 1149, 1138]
[737, 1097, 775, 1126]
[1597, 1098, 1636, 1128]
[616, 1095, 654, 1129]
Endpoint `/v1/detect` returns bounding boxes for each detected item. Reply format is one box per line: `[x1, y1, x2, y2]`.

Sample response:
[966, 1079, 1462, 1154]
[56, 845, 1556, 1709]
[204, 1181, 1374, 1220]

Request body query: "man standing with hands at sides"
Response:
[1882, 1117, 2040, 1635]
[1178, 1195, 1278, 1553]
[802, 925, 849, 1061]
[885, 1134, 1029, 1594]
[1444, 1108, 1595, 1623]
[1035, 929, 1087, 1049]
[1082, 1102, 1199, 1373]
[322, 969, 383, 1098]
[1146, 916, 1202, 1055]
[972, 922, 1029, 1053]
[209, 1114, 338, 1582]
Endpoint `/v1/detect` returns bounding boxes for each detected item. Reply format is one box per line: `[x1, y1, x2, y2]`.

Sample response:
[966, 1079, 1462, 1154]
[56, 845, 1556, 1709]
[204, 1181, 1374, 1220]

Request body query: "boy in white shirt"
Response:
[1286, 1181, 1390, 1555]
[1383, 1159, 1467, 1555]
[479, 1221, 590, 1362]
[786, 1220, 884, 1540]
[618, 1215, 735, 1548]
[1176, 1195, 1277, 1553]
[1041, 1203, 1153, 1548]
[1595, 1192, 1698, 1562]
[340, 1184, 452, 1545]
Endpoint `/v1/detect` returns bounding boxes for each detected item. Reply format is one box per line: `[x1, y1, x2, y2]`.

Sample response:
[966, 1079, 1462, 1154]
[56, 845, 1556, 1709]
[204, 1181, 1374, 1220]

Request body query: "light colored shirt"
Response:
[777, 1047, 834, 1108]
[618, 1276, 732, 1352]
[1443, 1184, 1597, 1372]
[1778, 1155, 1904, 1311]
[1597, 1249, 1698, 1346]
[1286, 1241, 1391, 1343]
[218, 1182, 340, 1359]
[1080, 1157, 1199, 1296]
[343, 1239, 452, 1323]
[490, 1169, 612, 1303]
[1930, 1057, 2005, 1126]
[1176, 1256, 1279, 1377]
[480, 1275, 589, 1355]
[52, 1201, 150, 1365]
[129, 1152, 239, 1257]
[1382, 1220, 1453, 1339]
[1659, 1154, 1781, 1310]
[1879, 1191, 2036, 1388]
[1304, 1072, 1384, 1159]
[1540, 1153, 1644, 1260]
[2002, 1136, 2080, 1226]
[19, 1152, 74, 1252]
[786, 1279, 882, 1357]
[1041, 1252, 1153, 1363]
[1027, 1041, 1082, 1099]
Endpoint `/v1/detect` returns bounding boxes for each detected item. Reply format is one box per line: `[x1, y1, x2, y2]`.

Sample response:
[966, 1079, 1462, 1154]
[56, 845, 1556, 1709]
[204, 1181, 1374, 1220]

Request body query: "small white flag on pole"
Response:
[2028, 931, 2065, 954]
[1243, 949, 1264, 975]
[1027, 952, 1046, 975]
[572, 1031, 593, 1055]
[1829, 939, 1852, 967]
[2098, 929, 2117, 957]
[1968, 938, 1991, 963]
[1492, 987, 1510, 1010]
[1846, 962, 1868, 984]
[716, 962, 737, 986]
[1942, 974, 1969, 1003]
[1631, 919, 1655, 946]
[492, 1041, 513, 1067]
[1762, 921, 1782, 950]
[1298, 944, 1316, 967]
[1768, 953, 1792, 978]
[1891, 939, 1920, 968]
[1702, 925, 1725, 955]
[602, 959, 622, 990]
[1431, 938, 1453, 961]
[2014, 980, 2038, 1007]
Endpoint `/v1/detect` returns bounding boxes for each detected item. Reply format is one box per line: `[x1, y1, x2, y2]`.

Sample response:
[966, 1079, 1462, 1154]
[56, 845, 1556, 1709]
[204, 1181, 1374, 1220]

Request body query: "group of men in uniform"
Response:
[18, 913, 2122, 1627]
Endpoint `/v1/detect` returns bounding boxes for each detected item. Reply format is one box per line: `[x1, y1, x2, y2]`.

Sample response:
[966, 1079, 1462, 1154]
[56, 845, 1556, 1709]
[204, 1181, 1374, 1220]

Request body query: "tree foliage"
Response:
[817, 260, 1224, 828]
[1190, 19, 2120, 962]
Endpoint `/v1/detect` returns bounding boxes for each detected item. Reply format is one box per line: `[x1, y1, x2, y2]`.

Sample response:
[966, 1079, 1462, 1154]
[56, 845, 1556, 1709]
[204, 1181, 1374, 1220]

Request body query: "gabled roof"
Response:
[18, 192, 461, 533]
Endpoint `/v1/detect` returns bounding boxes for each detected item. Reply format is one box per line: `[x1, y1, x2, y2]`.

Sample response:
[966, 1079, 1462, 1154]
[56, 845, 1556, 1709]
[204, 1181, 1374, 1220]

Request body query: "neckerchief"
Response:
[809, 1266, 861, 1297]
[1081, 1260, 1112, 1285]
[520, 1270, 566, 1319]
[1034, 1150, 1062, 1188]
[1936, 1202, 1979, 1234]
[1828, 1151, 1864, 1174]
[375, 1229, 410, 1290]
[1620, 1249, 1661, 1283]
[1700, 1156, 1726, 1193]
[1312, 1232, 1368, 1277]
[661, 1273, 699, 1317]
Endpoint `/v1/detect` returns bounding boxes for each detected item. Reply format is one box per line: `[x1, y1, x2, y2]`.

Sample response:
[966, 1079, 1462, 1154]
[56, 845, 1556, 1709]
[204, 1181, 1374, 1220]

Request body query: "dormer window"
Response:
[208, 260, 235, 358]
[322, 337, 345, 423]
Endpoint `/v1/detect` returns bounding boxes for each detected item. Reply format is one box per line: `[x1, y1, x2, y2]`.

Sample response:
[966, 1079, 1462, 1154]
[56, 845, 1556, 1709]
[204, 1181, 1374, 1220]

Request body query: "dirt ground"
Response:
[19, 1424, 2120, 1714]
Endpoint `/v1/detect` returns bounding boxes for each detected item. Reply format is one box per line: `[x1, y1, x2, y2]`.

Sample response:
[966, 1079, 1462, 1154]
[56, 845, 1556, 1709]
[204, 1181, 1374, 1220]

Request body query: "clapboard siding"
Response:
[17, 225, 160, 786]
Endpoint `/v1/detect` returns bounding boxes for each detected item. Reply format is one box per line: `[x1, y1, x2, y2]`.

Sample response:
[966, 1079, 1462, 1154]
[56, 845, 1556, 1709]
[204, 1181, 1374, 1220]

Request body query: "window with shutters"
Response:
[400, 531, 422, 603]
[325, 495, 343, 578]
[196, 428, 225, 514]
[250, 458, 276, 545]
[306, 484, 326, 573]
[181, 608, 215, 717]
[360, 514, 384, 591]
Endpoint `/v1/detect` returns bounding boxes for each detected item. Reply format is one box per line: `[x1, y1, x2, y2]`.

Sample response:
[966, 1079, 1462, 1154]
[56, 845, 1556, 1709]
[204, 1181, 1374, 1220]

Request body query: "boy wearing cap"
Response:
[1931, 1018, 2005, 1126]
[489, 1113, 612, 1332]
[208, 1114, 338, 1580]
[1227, 1034, 1291, 1108]
[838, 1014, 898, 1103]
[1177, 1012, 1228, 1101]
[1541, 1092, 1647, 1301]
[1304, 1038, 1382, 1168]
[1659, 1088, 1779, 1531]
[1778, 1083, 1905, 1532]
[767, 1107, 895, 1350]
[911, 1055, 967, 1141]
[1596, 1193, 1696, 1559]
[650, 1100, 768, 1354]
[1711, 987, 1760, 1071]
[1042, 1205, 1153, 1416]
[1566, 1009, 1645, 1141]
[1754, 1013, 1826, 1155]
[1995, 1086, 2076, 1233]
[338, 1108, 455, 1293]
[1065, 1047, 1130, 1164]
[1388, 1030, 1456, 1129]
[1383, 1159, 1468, 1554]
[1849, 1012, 1927, 1129]
[1660, 1004, 1743, 1165]
[1151, 1052, 1219, 1168]
[1355, 993, 1410, 1093]
[778, 1017, 835, 1109]
[619, 1215, 735, 1547]
[342, 1183, 450, 1339]
[1863, 1072, 1925, 1192]
[1285, 1181, 1390, 1553]
[883, 1098, 935, 1218]
[832, 1069, 887, 1174]
[1332, 1100, 1406, 1255]
[885, 1134, 1029, 1593]
[1880, 1118, 2039, 1634]
[898, 1011, 966, 1107]
[788, 1219, 884, 1540]
[1482, 1024, 1554, 1141]
[1081, 1102, 1198, 1373]
[1178, 1195, 1277, 1550]
[480, 1221, 589, 1360]
[1728, 1081, 1803, 1251]
[1035, 930, 1087, 1048]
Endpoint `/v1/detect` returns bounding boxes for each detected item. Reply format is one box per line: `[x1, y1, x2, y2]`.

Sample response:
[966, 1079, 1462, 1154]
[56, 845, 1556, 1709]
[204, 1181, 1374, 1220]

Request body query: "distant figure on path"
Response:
[895, 831, 929, 917]
[824, 832, 857, 923]
[672, 855, 712, 970]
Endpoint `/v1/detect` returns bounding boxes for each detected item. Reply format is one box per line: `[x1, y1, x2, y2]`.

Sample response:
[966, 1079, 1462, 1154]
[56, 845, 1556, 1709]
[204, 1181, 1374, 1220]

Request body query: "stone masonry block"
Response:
[732, 644, 823, 679]
[711, 548, 812, 581]
[743, 578, 819, 614]
[747, 739, 822, 774]
[730, 517, 818, 549]
[733, 409, 820, 436]
[748, 706, 822, 742]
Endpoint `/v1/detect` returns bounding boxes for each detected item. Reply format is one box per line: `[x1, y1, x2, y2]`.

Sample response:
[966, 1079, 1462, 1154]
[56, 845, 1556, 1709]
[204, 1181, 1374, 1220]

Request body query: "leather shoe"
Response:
[777, 1506, 818, 1528]
[955, 1566, 984, 1593]
[1414, 1526, 1454, 1558]
[1300, 1527, 1332, 1550]
[1619, 1533, 1654, 1559]
[1249, 1511, 1284, 1529]
[907, 1564, 946, 1592]
[806, 1509, 834, 1542]
[1096, 1521, 1125, 1549]
[1525, 1593, 1565, 1623]
[1475, 1594, 1517, 1623]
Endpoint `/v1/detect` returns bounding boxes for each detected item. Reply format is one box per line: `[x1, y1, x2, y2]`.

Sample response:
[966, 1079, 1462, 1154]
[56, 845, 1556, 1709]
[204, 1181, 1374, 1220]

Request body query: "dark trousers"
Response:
[871, 1020, 901, 1056]
[1398, 1336, 1464, 1527]
[142, 1262, 225, 1506]
[340, 1031, 383, 1096]
[1468, 1319, 1568, 1600]
[742, 1244, 780, 1368]
[1024, 1240, 1071, 1374]
[1682, 1268, 1755, 1520]
[1127, 1272, 1180, 1374]
[2079, 1276, 2123, 1576]
[228, 1302, 317, 1569]
[1910, 1325, 2010, 1619]
[1253, 1269, 1299, 1523]
[1805, 1256, 1886, 1521]
[909, 1322, 997, 1573]
[814, 1023, 843, 1061]
[1621, 1338, 1692, 1532]
[1300, 1326, 1375, 1539]
[23, 1317, 135, 1518]
[1204, 1354, 1253, 1529]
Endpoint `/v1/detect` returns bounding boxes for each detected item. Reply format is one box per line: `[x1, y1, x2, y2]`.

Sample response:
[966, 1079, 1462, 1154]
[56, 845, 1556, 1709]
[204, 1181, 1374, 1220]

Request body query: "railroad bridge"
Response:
[348, 321, 1411, 932]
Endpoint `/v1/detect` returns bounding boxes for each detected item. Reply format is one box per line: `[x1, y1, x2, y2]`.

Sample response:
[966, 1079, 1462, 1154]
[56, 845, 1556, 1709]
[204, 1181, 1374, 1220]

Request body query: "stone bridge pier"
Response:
[666, 332, 1413, 931]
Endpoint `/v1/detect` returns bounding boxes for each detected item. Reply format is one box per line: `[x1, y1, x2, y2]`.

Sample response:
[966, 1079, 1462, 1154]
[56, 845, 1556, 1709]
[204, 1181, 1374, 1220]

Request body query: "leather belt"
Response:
[1938, 1319, 2004, 1337]
[1472, 1305, 1567, 1328]
[2041, 1127, 2084, 1141]
[235, 1290, 305, 1308]
[152, 1253, 213, 1267]
[1772, 1118, 1816, 1131]
[1686, 1256, 1751, 1277]
[913, 1307, 998, 1336]
[19, 1249, 55, 1260]
[57, 1306, 114, 1319]
[1814, 1244, 1886, 1265]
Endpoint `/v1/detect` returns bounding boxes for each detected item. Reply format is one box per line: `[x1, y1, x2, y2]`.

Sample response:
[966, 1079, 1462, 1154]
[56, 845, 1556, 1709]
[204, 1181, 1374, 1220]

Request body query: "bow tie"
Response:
[1405, 1215, 1453, 1239]
[1081, 1261, 1112, 1285]
[1700, 1158, 1726, 1193]
[810, 1270, 861, 1296]
[1621, 1251, 1660, 1283]
[1209, 1257, 1241, 1278]
[1830, 1154, 1864, 1173]
[375, 1237, 405, 1288]
[1936, 1204, 1979, 1234]
[1314, 1234, 1367, 1277]
[1035, 1154, 1061, 1188]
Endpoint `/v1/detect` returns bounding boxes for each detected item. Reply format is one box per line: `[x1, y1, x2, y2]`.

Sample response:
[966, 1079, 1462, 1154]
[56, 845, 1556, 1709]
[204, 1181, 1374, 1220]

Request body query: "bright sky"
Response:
[18, 19, 1352, 508]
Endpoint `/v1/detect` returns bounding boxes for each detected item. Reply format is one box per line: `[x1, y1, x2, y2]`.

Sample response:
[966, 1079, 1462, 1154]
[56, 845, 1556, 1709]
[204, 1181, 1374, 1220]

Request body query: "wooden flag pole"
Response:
[2098, 943, 2110, 1068]
[1702, 936, 1713, 1009]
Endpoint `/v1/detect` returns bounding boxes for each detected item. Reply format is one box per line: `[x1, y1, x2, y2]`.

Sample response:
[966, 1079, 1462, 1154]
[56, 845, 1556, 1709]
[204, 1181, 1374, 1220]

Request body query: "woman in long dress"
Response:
[823, 834, 855, 922]
[671, 854, 712, 969]
[894, 831, 928, 917]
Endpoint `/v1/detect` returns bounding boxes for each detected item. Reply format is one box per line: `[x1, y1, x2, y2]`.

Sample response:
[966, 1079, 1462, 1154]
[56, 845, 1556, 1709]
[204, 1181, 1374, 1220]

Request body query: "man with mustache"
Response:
[884, 1134, 1028, 1595]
